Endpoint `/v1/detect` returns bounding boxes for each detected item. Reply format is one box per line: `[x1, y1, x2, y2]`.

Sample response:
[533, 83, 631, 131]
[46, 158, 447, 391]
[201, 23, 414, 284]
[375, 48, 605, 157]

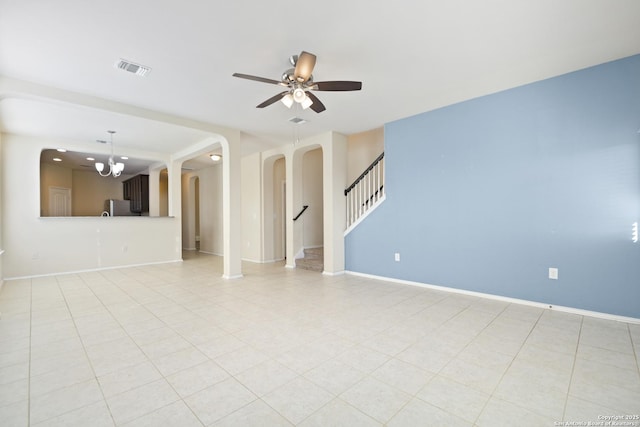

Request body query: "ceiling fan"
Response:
[232, 51, 362, 113]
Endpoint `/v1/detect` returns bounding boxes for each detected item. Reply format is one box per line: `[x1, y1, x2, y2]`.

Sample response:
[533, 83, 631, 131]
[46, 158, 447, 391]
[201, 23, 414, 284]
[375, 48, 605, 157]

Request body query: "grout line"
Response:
[9, 256, 640, 426]
[49, 274, 117, 426]
[627, 323, 640, 376]
[471, 304, 545, 424]
[562, 315, 584, 422]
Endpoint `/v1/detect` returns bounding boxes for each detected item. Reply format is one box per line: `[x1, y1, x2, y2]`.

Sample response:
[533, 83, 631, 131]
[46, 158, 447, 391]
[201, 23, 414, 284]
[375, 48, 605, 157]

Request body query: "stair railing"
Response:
[293, 205, 309, 221]
[344, 152, 384, 228]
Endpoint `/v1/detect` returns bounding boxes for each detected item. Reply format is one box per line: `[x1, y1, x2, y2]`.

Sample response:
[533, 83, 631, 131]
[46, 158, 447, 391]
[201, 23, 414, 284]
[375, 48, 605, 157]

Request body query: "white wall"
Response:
[181, 165, 223, 255]
[302, 148, 323, 248]
[347, 127, 384, 184]
[0, 132, 3, 285]
[1, 134, 180, 278]
[273, 157, 285, 261]
[198, 165, 223, 255]
[241, 152, 262, 262]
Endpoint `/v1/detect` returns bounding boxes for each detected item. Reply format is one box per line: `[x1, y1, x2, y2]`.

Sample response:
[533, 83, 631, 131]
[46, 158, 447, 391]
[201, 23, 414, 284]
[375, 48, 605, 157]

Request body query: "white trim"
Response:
[4, 259, 183, 281]
[345, 270, 640, 325]
[344, 195, 386, 236]
[198, 250, 223, 256]
[322, 270, 345, 276]
[304, 245, 324, 250]
[222, 274, 243, 280]
[242, 258, 285, 264]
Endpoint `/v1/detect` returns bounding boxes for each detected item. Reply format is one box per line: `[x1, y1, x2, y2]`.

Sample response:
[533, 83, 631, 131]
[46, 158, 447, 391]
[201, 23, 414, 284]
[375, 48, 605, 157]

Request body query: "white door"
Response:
[49, 187, 71, 216]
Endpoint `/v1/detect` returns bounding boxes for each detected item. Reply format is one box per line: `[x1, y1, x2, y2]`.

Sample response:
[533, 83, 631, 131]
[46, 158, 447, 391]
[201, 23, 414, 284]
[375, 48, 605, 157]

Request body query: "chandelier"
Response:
[95, 130, 125, 177]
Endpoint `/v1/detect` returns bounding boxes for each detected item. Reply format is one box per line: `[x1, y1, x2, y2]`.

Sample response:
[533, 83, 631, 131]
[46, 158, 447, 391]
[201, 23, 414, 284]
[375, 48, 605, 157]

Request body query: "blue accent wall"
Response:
[346, 55, 640, 318]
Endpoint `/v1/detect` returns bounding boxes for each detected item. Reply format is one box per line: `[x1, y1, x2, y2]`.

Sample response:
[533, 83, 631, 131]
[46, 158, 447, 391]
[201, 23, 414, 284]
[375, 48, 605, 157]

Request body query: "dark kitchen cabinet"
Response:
[123, 174, 149, 214]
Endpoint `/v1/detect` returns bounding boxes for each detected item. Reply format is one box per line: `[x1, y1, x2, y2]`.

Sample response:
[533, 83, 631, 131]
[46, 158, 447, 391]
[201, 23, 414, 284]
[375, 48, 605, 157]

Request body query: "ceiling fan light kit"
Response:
[281, 93, 294, 108]
[233, 50, 362, 114]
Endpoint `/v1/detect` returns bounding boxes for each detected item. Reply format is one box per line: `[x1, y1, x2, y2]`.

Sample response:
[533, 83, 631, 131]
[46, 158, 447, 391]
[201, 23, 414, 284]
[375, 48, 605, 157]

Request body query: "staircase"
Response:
[345, 152, 385, 232]
[296, 247, 324, 272]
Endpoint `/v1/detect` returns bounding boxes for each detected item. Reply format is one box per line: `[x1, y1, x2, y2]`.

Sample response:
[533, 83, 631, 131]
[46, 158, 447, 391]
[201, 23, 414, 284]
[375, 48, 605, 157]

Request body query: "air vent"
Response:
[289, 117, 307, 124]
[115, 59, 151, 76]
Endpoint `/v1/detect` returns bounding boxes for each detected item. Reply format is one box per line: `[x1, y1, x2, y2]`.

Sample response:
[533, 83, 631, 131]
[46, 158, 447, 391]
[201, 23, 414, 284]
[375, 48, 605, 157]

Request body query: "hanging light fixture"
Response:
[95, 130, 125, 177]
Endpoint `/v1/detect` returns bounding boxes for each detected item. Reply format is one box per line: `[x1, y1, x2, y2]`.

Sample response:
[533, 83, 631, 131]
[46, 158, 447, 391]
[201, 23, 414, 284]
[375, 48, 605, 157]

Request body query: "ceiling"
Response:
[1, 0, 639, 157]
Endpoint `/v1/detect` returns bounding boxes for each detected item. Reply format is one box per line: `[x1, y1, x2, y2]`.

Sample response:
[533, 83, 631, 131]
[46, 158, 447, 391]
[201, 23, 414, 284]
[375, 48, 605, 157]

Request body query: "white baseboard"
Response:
[198, 250, 223, 256]
[345, 270, 640, 324]
[241, 257, 285, 264]
[322, 270, 345, 276]
[4, 259, 184, 281]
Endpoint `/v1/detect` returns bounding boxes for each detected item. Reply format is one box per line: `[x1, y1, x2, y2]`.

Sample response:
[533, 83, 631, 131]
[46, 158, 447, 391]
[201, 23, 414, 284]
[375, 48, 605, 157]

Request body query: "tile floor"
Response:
[1, 253, 639, 426]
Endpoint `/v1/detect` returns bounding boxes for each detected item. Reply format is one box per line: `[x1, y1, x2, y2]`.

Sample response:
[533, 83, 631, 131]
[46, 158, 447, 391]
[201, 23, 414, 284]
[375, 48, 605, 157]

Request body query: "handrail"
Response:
[293, 205, 309, 221]
[344, 152, 384, 196]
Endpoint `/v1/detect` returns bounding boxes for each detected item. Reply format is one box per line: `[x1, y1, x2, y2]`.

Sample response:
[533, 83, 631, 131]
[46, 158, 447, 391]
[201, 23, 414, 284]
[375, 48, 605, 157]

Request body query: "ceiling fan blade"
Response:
[305, 92, 326, 113]
[294, 51, 316, 83]
[311, 81, 362, 91]
[256, 91, 289, 108]
[233, 73, 283, 86]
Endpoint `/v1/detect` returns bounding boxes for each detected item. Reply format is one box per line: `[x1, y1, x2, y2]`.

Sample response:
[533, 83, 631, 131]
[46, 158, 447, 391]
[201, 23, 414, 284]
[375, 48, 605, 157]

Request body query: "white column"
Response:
[323, 132, 347, 274]
[167, 159, 183, 258]
[285, 147, 303, 268]
[222, 134, 243, 279]
[148, 167, 160, 217]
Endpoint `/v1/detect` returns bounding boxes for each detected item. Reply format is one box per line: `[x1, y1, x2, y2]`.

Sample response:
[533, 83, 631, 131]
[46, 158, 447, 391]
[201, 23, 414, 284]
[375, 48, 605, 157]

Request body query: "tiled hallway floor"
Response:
[1, 253, 639, 426]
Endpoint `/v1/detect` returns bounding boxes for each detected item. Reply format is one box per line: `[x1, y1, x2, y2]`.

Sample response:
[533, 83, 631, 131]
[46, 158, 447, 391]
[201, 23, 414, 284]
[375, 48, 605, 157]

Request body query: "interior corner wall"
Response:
[345, 55, 640, 318]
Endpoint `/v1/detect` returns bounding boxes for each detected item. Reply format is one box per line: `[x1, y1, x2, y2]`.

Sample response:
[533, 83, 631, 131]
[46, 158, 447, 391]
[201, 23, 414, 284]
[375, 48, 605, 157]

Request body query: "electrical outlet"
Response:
[549, 267, 558, 280]
[394, 252, 400, 262]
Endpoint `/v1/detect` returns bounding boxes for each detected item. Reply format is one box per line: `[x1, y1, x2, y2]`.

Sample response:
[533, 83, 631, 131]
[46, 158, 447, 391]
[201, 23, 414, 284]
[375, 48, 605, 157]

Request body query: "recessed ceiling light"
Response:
[86, 157, 95, 161]
[121, 156, 129, 160]
[210, 154, 221, 161]
[53, 157, 62, 162]
[56, 148, 67, 152]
